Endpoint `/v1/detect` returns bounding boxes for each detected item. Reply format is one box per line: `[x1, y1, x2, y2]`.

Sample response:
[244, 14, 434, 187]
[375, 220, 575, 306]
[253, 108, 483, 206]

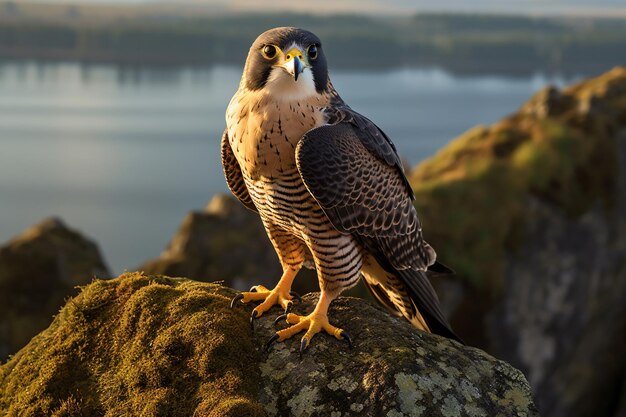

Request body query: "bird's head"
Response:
[242, 27, 329, 100]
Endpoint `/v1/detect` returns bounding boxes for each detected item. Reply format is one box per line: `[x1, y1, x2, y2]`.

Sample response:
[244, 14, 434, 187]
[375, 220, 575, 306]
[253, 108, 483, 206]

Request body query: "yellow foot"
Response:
[266, 312, 352, 355]
[230, 285, 302, 328]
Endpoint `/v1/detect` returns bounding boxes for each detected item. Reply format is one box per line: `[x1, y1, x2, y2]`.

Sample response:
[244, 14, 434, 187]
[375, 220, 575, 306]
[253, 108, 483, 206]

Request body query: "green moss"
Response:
[410, 68, 625, 291]
[0, 272, 265, 416]
[2, 280, 538, 415]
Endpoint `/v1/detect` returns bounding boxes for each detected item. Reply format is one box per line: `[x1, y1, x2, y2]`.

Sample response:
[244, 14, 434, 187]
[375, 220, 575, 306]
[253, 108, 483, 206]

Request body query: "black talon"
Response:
[289, 291, 302, 303]
[230, 293, 244, 309]
[250, 310, 258, 330]
[274, 313, 288, 325]
[264, 334, 279, 352]
[299, 338, 308, 359]
[340, 331, 353, 350]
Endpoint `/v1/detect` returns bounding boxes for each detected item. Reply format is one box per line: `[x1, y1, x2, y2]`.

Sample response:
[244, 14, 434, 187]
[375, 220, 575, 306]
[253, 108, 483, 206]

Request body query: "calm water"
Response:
[0, 61, 577, 273]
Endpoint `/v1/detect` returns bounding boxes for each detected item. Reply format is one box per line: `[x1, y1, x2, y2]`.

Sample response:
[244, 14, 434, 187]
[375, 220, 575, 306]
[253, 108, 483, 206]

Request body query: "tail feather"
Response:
[361, 277, 402, 317]
[361, 257, 463, 344]
[427, 260, 455, 275]
[396, 268, 464, 343]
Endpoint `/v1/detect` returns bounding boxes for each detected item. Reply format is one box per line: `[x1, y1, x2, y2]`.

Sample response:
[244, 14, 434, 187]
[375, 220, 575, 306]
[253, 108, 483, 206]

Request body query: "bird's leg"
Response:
[230, 226, 307, 328]
[268, 291, 351, 354]
[230, 266, 301, 316]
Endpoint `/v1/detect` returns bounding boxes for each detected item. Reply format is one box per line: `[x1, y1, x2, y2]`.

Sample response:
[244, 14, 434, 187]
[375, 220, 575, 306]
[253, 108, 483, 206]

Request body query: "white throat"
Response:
[264, 67, 317, 102]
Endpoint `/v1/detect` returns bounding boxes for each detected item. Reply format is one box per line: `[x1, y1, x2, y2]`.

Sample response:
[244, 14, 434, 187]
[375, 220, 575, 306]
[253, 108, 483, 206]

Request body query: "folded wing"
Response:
[296, 118, 461, 342]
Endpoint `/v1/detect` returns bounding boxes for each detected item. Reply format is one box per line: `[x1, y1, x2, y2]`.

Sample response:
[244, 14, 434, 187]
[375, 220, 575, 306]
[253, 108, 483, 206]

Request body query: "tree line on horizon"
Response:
[0, 6, 625, 75]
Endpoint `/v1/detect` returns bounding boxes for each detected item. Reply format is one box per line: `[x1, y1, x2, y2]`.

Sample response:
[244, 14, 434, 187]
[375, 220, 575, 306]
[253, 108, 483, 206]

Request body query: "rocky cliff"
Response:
[409, 67, 626, 416]
[0, 218, 110, 361]
[0, 272, 537, 417]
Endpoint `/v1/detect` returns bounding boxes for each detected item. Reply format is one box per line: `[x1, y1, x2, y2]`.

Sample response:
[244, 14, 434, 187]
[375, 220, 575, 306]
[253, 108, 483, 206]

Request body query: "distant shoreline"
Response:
[1, 11, 625, 77]
[0, 48, 615, 79]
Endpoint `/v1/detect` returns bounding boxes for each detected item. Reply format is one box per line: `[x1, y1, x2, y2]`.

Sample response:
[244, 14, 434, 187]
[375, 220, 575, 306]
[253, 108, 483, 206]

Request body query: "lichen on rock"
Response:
[408, 67, 626, 416]
[0, 273, 537, 416]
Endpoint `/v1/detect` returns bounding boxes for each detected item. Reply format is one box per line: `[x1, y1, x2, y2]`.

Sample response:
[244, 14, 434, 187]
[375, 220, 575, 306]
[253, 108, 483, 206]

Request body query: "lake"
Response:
[0, 61, 578, 273]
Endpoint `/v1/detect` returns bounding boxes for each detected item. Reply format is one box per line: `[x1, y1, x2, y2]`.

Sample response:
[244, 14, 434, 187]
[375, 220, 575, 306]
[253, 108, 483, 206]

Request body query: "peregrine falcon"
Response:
[224, 27, 461, 352]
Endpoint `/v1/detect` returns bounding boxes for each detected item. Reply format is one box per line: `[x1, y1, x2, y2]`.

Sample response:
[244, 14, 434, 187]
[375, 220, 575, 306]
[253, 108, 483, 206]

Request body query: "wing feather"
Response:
[220, 129, 257, 213]
[296, 118, 461, 342]
[296, 122, 427, 266]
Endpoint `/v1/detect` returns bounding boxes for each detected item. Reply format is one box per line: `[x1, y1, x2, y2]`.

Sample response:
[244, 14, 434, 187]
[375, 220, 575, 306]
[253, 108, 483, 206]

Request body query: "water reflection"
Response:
[0, 60, 579, 273]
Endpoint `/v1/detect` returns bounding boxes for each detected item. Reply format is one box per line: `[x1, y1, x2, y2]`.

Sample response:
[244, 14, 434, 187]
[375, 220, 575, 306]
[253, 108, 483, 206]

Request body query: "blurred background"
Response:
[1, 0, 625, 273]
[0, 1, 625, 416]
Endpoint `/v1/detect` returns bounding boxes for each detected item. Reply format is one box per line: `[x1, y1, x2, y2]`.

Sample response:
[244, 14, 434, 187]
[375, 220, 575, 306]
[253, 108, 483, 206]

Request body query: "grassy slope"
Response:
[410, 67, 625, 292]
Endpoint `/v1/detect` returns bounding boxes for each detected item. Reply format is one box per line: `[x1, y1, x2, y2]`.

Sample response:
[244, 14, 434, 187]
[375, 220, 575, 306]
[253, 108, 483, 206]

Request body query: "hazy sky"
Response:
[22, 0, 626, 17]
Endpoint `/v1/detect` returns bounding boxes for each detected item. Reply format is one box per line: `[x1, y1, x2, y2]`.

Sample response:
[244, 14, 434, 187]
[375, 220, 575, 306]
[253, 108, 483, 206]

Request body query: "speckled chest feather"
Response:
[226, 89, 328, 180]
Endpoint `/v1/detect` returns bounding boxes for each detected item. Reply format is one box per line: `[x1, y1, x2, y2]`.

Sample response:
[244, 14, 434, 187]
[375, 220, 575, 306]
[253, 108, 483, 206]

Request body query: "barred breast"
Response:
[226, 89, 364, 293]
[246, 169, 363, 293]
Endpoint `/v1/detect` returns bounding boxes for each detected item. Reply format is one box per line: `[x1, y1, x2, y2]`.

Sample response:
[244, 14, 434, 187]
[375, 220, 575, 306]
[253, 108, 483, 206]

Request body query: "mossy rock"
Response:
[0, 272, 537, 416]
[0, 273, 263, 416]
[0, 217, 111, 361]
[410, 67, 626, 291]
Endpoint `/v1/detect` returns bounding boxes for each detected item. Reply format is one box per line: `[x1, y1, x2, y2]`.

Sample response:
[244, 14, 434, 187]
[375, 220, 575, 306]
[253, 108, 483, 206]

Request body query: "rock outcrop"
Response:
[140, 194, 325, 296]
[140, 194, 284, 289]
[409, 67, 626, 416]
[4, 67, 622, 416]
[0, 272, 538, 417]
[0, 217, 110, 361]
[137, 67, 626, 416]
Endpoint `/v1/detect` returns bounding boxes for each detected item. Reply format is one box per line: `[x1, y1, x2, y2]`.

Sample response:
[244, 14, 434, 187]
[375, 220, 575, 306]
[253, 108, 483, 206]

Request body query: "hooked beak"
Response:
[280, 48, 306, 81]
[292, 56, 304, 81]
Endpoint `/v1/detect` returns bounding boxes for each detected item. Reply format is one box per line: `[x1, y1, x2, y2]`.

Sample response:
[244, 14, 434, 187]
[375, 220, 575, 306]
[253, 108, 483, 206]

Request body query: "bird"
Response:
[223, 27, 461, 354]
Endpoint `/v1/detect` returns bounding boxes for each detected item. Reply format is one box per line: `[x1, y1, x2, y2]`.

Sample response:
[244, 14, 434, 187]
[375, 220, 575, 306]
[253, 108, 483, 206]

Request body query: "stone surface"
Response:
[0, 273, 537, 417]
[409, 67, 626, 416]
[257, 292, 537, 417]
[0, 217, 110, 361]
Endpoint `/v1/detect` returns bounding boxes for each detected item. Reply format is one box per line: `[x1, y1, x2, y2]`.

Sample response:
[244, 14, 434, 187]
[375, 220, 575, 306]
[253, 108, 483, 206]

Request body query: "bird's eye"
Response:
[308, 45, 318, 60]
[262, 45, 277, 60]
